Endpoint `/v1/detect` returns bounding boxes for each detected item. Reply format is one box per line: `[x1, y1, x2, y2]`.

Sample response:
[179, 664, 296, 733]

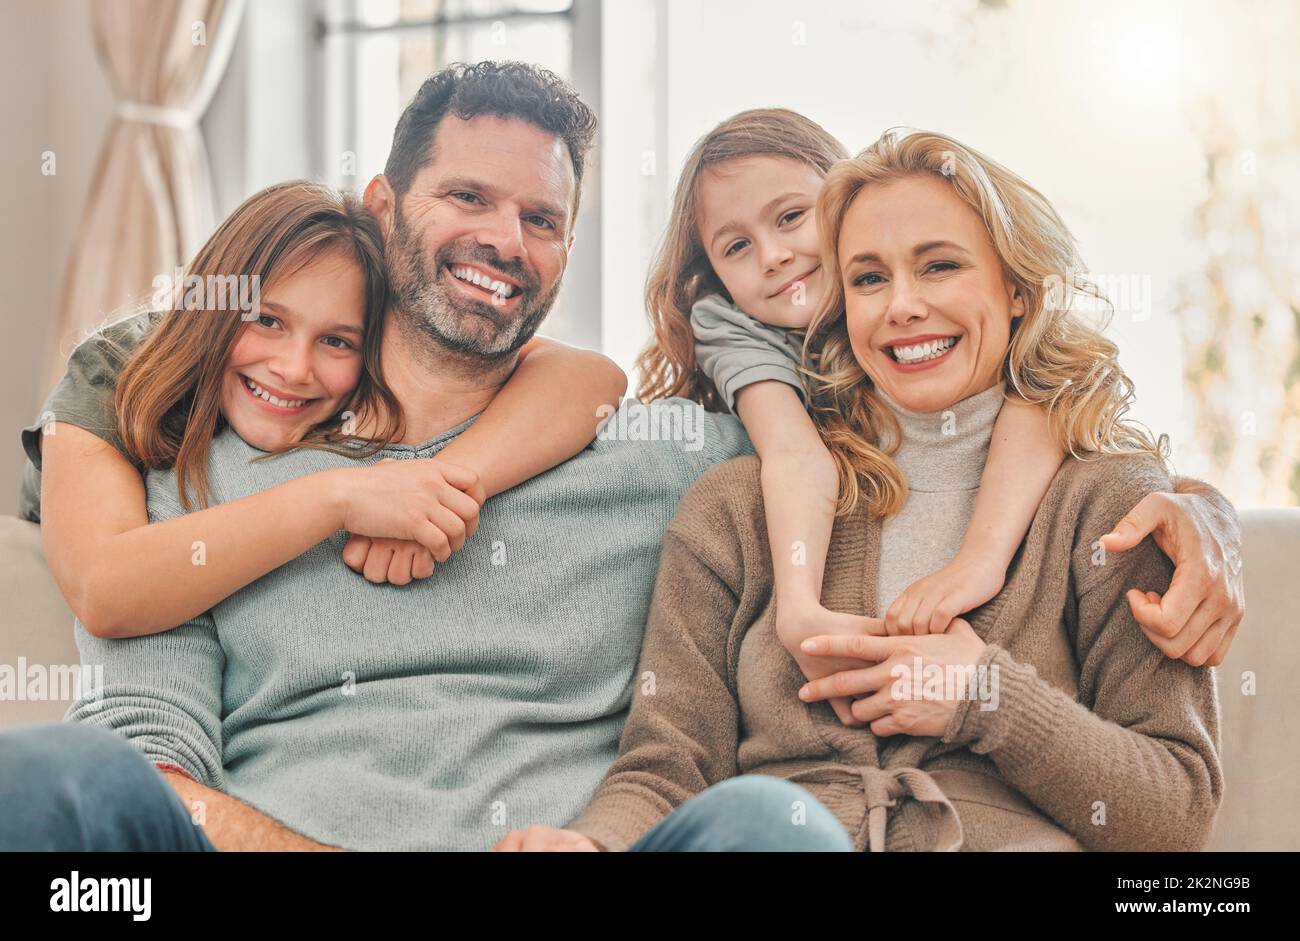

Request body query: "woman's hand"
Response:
[796, 618, 987, 737]
[1099, 490, 1245, 666]
[492, 825, 600, 852]
[883, 550, 1007, 636]
[775, 605, 889, 727]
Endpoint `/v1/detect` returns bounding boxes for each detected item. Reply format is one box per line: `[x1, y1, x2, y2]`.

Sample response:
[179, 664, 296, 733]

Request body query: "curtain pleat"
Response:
[45, 0, 245, 392]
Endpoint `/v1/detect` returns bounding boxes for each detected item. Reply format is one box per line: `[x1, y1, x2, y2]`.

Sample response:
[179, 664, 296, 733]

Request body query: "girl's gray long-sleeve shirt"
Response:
[690, 293, 807, 413]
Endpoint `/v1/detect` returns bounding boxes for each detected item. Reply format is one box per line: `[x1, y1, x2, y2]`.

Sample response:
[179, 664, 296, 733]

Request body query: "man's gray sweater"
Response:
[68, 399, 751, 850]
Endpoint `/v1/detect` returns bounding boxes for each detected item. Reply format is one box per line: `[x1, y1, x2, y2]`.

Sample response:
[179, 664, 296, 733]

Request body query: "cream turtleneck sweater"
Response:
[875, 381, 1007, 613]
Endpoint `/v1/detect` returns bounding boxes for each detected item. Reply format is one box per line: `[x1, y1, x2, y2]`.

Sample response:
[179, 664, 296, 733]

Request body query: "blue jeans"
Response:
[0, 724, 850, 852]
[630, 774, 852, 851]
[0, 723, 217, 851]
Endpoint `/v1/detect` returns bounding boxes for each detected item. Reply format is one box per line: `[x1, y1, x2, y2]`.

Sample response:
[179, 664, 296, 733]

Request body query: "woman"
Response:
[499, 129, 1223, 852]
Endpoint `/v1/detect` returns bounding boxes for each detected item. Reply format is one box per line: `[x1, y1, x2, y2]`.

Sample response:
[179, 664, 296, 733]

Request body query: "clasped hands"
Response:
[778, 607, 988, 735]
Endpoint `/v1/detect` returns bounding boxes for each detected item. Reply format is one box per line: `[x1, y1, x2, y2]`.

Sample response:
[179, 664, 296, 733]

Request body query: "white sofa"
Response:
[1, 509, 1297, 850]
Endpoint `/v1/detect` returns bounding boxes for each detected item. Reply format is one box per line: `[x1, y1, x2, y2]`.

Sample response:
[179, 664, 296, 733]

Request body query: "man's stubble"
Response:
[385, 202, 562, 368]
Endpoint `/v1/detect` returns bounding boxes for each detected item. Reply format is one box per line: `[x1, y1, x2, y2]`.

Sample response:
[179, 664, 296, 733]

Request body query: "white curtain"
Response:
[45, 0, 245, 391]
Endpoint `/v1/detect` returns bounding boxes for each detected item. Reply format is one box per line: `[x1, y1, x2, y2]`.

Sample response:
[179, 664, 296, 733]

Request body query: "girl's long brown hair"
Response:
[635, 108, 849, 410]
[113, 181, 403, 511]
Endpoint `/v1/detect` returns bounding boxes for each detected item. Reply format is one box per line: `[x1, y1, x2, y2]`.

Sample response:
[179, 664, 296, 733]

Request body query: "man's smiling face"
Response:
[377, 113, 577, 358]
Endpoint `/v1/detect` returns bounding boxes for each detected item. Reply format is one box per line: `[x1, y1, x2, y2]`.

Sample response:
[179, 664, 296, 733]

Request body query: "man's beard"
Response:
[387, 205, 560, 360]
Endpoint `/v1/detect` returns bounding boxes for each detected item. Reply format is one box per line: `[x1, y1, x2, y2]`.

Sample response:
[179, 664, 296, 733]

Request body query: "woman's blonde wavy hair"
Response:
[804, 128, 1169, 518]
[636, 108, 849, 409]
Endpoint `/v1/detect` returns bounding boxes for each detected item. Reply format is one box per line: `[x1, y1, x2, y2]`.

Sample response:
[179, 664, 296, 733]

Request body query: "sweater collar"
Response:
[875, 381, 1006, 493]
[341, 414, 480, 458]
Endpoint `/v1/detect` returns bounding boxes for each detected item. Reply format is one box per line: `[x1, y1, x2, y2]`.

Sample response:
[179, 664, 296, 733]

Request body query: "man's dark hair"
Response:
[384, 60, 598, 222]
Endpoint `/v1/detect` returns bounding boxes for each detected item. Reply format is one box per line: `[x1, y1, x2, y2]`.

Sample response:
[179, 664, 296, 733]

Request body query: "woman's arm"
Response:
[942, 554, 1223, 851]
[437, 336, 627, 498]
[885, 396, 1064, 634]
[40, 423, 480, 638]
[563, 515, 745, 851]
[802, 604, 1221, 851]
[799, 461, 1223, 851]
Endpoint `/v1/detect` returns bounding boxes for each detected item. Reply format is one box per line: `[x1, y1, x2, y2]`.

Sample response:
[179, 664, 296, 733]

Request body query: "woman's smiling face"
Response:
[219, 250, 367, 451]
[696, 156, 828, 329]
[838, 173, 1024, 412]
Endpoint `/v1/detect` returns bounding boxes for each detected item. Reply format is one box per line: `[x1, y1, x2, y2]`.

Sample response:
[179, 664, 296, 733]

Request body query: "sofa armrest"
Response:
[0, 515, 79, 729]
[1205, 507, 1300, 850]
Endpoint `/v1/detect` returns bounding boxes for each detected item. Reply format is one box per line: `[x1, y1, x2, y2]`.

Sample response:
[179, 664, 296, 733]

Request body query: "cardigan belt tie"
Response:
[786, 763, 965, 852]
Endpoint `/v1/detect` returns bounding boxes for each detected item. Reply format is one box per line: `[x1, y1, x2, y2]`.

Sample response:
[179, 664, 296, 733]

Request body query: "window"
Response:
[317, 0, 602, 347]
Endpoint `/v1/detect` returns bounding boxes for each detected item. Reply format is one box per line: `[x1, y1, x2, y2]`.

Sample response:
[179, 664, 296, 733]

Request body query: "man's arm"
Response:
[1099, 475, 1245, 666]
[64, 453, 347, 852]
[70, 613, 341, 851]
[159, 768, 344, 852]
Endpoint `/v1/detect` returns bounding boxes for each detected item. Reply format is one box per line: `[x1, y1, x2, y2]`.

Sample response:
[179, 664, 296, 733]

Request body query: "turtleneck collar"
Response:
[875, 381, 1006, 493]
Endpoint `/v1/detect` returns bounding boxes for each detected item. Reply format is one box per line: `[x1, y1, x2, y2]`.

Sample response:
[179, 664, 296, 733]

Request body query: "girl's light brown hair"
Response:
[636, 108, 849, 410]
[113, 180, 403, 511]
[804, 128, 1168, 518]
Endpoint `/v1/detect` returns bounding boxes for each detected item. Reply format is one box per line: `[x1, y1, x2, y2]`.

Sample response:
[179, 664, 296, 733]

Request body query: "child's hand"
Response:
[341, 535, 437, 585]
[884, 552, 1006, 636]
[776, 604, 888, 728]
[333, 457, 485, 560]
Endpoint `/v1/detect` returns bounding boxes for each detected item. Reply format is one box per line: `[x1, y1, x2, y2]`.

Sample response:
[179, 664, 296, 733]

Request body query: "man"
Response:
[2, 61, 1242, 852]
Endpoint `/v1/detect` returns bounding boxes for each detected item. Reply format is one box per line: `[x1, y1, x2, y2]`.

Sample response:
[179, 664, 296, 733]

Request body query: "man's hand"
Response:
[492, 825, 600, 852]
[1099, 489, 1245, 667]
[160, 770, 346, 852]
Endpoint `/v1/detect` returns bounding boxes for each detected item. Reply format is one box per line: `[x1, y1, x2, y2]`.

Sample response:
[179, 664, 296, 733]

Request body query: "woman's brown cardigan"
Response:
[569, 452, 1223, 851]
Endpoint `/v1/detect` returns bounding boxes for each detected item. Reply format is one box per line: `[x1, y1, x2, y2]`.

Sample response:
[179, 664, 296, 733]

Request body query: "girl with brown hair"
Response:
[24, 180, 625, 638]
